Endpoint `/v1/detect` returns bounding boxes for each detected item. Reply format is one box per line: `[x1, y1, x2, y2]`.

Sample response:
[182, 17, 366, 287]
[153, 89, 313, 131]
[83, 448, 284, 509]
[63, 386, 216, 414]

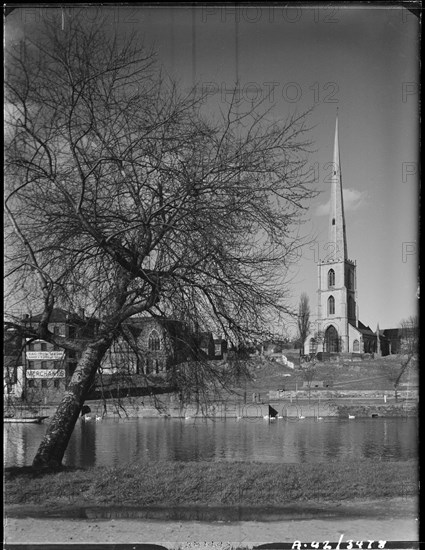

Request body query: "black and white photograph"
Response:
[4, 3, 419, 549]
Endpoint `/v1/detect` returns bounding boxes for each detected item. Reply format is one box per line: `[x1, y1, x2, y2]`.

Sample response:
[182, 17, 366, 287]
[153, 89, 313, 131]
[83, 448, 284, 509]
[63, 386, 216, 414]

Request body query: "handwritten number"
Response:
[335, 533, 345, 550]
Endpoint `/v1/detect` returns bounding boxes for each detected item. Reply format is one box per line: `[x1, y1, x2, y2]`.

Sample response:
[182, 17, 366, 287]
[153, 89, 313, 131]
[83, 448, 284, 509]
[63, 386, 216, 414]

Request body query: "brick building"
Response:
[17, 308, 97, 403]
[5, 310, 227, 404]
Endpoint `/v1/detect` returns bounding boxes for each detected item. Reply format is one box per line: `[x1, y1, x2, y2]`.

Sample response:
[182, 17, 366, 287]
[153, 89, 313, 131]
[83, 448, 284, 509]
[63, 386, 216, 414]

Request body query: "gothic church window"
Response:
[328, 269, 335, 287]
[328, 296, 335, 315]
[148, 330, 161, 351]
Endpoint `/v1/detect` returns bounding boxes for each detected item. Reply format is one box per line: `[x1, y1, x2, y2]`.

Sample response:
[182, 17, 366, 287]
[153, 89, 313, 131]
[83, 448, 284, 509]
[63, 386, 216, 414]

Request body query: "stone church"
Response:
[304, 115, 373, 356]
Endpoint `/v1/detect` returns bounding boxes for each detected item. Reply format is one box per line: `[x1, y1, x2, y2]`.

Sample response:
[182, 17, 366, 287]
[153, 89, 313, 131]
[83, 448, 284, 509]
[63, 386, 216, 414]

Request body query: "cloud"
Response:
[315, 188, 368, 216]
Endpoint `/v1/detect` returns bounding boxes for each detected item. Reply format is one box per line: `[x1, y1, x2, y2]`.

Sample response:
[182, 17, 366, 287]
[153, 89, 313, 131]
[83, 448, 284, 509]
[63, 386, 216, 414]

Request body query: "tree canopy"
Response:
[5, 17, 316, 345]
[4, 16, 317, 467]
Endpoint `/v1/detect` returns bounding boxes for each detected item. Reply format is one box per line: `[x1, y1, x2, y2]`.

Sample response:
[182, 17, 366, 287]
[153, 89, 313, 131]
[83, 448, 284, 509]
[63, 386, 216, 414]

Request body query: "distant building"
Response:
[4, 328, 24, 398]
[5, 310, 228, 404]
[357, 321, 376, 354]
[197, 331, 215, 360]
[101, 317, 196, 376]
[4, 308, 97, 404]
[213, 337, 228, 360]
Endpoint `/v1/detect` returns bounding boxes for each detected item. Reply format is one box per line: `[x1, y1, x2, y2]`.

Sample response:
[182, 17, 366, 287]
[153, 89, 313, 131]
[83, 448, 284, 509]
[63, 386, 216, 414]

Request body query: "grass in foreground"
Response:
[4, 460, 417, 507]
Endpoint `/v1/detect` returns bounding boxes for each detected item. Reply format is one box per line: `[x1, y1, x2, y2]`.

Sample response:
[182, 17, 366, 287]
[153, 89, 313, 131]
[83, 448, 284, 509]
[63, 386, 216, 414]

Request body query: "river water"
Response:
[4, 416, 417, 468]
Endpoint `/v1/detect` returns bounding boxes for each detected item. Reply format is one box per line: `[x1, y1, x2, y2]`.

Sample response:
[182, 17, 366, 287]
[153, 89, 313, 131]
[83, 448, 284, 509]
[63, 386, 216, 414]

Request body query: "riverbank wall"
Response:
[33, 390, 417, 421]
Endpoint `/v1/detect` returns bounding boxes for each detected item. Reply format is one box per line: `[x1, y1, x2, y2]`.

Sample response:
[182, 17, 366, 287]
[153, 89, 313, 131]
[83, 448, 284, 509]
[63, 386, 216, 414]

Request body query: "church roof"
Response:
[382, 328, 401, 338]
[357, 320, 376, 336]
[23, 307, 90, 325]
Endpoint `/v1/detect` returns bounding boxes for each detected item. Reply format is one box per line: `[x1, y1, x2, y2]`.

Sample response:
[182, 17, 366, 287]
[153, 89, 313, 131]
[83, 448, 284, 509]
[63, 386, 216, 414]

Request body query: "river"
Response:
[4, 416, 417, 468]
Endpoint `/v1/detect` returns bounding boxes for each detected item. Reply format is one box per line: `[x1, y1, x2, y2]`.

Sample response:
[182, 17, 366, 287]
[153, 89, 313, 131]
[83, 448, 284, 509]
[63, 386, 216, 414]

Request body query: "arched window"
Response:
[328, 269, 335, 288]
[148, 330, 160, 351]
[309, 338, 317, 355]
[353, 339, 360, 352]
[324, 325, 339, 353]
[328, 295, 335, 315]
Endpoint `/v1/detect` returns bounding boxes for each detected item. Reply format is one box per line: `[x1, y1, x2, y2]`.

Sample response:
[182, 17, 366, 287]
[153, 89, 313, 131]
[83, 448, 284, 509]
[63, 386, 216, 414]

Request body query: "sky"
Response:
[5, 5, 419, 334]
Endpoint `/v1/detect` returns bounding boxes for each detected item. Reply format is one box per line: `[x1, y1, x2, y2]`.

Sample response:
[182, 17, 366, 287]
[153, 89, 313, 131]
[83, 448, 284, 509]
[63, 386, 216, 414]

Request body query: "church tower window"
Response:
[328, 269, 335, 288]
[148, 330, 161, 351]
[328, 296, 335, 315]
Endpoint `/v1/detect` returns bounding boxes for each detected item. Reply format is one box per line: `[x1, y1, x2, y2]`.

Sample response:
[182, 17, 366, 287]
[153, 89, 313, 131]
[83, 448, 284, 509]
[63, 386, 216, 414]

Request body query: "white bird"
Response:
[277, 415, 283, 419]
[95, 416, 102, 421]
[263, 415, 270, 419]
[316, 417, 323, 421]
[348, 415, 355, 419]
[82, 415, 92, 421]
[298, 415, 305, 420]
[185, 416, 191, 420]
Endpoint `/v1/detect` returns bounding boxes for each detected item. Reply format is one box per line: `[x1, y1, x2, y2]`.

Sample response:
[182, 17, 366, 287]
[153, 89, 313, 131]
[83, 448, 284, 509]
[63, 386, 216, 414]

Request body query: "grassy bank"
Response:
[5, 460, 417, 507]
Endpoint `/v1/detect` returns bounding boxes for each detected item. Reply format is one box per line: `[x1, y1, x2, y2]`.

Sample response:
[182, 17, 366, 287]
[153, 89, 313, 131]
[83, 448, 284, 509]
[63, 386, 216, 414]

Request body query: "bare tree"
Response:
[297, 292, 310, 355]
[300, 357, 316, 401]
[388, 316, 418, 401]
[4, 16, 317, 468]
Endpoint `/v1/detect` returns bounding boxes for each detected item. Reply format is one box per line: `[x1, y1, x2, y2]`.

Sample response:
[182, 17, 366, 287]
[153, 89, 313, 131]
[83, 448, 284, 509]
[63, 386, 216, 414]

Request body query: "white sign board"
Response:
[26, 369, 66, 379]
[26, 351, 65, 360]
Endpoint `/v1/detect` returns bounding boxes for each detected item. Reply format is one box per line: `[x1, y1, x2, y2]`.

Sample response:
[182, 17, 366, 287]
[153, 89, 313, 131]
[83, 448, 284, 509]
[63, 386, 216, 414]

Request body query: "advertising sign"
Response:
[26, 351, 65, 360]
[26, 369, 66, 379]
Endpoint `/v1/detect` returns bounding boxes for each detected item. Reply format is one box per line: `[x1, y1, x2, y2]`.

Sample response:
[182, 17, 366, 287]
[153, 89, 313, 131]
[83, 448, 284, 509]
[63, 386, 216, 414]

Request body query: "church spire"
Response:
[329, 111, 348, 260]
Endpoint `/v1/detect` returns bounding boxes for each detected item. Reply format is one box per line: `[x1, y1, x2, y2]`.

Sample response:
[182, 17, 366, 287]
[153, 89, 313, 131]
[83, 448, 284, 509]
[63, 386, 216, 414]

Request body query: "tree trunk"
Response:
[32, 337, 112, 469]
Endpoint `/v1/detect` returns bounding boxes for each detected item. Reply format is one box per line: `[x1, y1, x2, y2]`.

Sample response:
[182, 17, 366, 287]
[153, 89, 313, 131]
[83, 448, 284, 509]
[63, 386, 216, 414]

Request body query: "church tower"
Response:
[315, 114, 361, 354]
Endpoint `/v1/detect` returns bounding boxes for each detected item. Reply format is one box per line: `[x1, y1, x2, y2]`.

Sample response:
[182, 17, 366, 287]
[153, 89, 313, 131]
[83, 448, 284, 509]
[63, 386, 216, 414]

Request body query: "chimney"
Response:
[78, 307, 85, 319]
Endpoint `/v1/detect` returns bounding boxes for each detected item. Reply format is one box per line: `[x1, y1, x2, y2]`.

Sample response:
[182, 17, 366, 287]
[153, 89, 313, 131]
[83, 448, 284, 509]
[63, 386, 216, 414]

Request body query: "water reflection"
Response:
[4, 417, 417, 468]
